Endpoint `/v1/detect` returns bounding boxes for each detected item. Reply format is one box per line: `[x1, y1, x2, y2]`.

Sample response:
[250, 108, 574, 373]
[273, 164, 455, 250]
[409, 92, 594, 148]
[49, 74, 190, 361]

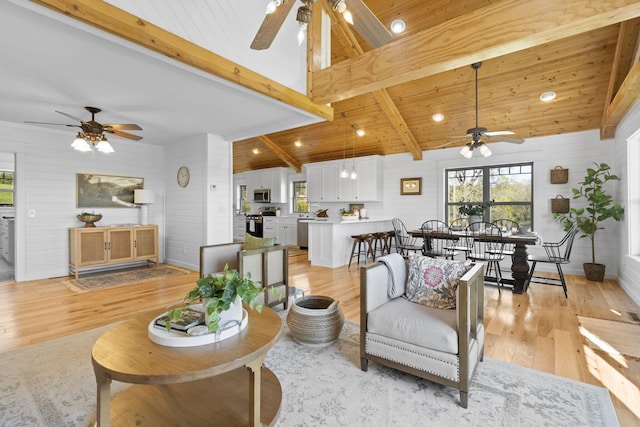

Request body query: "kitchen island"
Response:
[306, 218, 393, 268]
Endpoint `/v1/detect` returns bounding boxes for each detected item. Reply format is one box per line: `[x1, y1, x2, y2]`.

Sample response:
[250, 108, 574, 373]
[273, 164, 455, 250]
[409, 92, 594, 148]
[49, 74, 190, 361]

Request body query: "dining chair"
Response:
[446, 218, 473, 257]
[420, 220, 456, 259]
[392, 218, 423, 256]
[526, 224, 578, 298]
[464, 222, 505, 293]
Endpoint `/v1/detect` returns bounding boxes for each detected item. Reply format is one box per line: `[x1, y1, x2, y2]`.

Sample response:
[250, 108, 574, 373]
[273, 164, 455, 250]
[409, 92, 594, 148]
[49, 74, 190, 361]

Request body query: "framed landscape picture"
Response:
[76, 173, 143, 208]
[400, 177, 422, 195]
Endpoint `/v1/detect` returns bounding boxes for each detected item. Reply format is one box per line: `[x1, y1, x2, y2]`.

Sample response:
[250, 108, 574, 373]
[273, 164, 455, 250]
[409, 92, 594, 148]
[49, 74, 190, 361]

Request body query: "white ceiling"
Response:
[0, 0, 324, 146]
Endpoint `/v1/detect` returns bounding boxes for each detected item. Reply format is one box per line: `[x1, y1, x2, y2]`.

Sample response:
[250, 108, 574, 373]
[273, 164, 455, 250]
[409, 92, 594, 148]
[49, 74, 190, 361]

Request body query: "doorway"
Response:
[0, 151, 15, 281]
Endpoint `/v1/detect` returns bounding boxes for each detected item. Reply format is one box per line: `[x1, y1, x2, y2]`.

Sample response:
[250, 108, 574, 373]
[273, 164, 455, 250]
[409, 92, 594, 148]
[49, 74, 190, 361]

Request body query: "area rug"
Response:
[578, 315, 640, 359]
[63, 265, 190, 292]
[0, 320, 619, 427]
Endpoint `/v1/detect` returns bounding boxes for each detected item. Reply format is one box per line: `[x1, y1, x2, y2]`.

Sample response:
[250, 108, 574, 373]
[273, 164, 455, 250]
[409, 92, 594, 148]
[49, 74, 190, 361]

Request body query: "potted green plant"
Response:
[167, 264, 267, 332]
[458, 201, 494, 230]
[554, 163, 624, 281]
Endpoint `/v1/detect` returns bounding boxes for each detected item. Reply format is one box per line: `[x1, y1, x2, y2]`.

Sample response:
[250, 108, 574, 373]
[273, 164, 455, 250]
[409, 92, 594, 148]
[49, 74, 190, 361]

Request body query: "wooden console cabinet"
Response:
[69, 225, 159, 279]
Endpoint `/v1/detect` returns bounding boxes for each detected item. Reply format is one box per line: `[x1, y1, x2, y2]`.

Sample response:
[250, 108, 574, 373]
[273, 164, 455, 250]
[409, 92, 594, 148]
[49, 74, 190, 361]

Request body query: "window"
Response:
[628, 129, 640, 256]
[239, 185, 250, 212]
[446, 162, 533, 229]
[0, 171, 14, 206]
[293, 181, 309, 213]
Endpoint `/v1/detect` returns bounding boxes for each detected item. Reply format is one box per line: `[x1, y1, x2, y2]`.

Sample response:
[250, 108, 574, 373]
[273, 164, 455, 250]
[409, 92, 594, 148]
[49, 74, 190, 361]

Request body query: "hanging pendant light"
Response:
[340, 124, 349, 178]
[350, 127, 358, 180]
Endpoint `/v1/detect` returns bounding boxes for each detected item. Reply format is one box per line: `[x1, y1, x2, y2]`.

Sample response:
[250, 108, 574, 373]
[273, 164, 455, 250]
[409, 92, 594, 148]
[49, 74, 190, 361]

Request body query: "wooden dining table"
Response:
[408, 229, 539, 293]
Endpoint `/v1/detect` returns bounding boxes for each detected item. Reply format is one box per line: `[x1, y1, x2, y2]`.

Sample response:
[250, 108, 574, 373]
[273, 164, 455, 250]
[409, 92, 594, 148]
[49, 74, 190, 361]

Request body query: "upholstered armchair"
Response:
[360, 253, 485, 408]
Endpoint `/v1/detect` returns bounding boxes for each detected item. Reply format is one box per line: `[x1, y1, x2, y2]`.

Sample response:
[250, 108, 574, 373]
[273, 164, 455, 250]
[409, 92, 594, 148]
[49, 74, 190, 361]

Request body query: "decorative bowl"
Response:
[76, 213, 102, 227]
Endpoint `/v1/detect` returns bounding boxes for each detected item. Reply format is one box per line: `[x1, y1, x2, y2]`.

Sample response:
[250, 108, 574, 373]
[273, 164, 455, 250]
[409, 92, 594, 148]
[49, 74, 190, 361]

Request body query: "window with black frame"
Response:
[446, 163, 533, 229]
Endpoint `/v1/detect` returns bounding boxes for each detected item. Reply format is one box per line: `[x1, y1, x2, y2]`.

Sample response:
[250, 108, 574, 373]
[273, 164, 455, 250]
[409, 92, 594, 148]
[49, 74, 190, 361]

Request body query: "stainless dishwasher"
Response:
[297, 218, 314, 249]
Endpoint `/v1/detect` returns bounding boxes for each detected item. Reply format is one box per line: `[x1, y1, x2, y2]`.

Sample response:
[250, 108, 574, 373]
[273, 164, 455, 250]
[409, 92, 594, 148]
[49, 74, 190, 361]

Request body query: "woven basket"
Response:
[286, 296, 344, 348]
[551, 195, 570, 213]
[550, 166, 568, 184]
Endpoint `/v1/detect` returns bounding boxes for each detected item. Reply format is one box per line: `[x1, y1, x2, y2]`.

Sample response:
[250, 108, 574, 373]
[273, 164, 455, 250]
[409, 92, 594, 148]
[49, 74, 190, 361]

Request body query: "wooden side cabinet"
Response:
[69, 225, 159, 279]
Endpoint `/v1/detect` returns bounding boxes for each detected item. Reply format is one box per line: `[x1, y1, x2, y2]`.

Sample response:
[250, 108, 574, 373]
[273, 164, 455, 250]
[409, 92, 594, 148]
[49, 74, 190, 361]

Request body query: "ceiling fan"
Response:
[251, 0, 392, 50]
[25, 106, 142, 153]
[437, 62, 524, 158]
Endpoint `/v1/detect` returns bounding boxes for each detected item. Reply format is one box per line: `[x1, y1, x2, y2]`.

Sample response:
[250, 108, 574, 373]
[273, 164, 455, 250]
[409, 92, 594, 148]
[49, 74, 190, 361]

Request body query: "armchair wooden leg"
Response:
[360, 357, 369, 372]
[459, 391, 469, 409]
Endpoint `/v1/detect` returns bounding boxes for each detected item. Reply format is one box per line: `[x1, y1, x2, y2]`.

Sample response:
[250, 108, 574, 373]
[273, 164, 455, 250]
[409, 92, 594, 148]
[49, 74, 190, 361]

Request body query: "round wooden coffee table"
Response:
[91, 306, 283, 426]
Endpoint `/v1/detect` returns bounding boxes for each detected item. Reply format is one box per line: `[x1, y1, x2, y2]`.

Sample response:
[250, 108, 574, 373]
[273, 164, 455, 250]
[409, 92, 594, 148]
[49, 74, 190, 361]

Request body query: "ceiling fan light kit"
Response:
[27, 106, 142, 155]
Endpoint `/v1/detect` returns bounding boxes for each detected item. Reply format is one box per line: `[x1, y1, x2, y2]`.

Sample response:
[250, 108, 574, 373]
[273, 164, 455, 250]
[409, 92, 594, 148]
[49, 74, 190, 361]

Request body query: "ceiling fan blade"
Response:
[24, 121, 79, 128]
[486, 135, 525, 144]
[348, 0, 392, 48]
[55, 110, 84, 122]
[250, 0, 296, 50]
[105, 129, 143, 141]
[485, 130, 515, 136]
[103, 123, 142, 131]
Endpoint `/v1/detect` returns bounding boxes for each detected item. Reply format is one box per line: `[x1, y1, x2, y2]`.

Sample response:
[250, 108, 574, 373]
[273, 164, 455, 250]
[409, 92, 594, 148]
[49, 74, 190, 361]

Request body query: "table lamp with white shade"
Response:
[134, 189, 155, 225]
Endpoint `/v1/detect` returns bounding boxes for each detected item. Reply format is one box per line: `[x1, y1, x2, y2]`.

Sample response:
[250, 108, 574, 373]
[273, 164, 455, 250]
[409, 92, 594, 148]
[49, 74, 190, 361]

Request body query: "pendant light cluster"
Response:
[340, 121, 364, 180]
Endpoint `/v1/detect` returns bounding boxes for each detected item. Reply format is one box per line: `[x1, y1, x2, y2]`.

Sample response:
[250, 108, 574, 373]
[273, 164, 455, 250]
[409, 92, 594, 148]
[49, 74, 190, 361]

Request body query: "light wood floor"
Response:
[1, 254, 639, 426]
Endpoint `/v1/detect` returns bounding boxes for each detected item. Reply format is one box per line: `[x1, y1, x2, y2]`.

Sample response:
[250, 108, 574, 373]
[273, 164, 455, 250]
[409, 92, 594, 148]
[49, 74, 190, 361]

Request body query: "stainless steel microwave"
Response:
[253, 189, 271, 203]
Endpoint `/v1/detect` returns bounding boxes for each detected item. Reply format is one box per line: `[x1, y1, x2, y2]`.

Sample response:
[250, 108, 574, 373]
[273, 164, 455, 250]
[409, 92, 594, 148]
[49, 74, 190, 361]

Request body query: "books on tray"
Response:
[155, 307, 205, 333]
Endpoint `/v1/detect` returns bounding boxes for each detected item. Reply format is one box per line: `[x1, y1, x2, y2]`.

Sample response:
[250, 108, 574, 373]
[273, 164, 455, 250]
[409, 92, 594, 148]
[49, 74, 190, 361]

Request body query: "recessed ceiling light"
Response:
[356, 129, 365, 137]
[252, 148, 259, 155]
[432, 113, 444, 122]
[294, 141, 302, 147]
[540, 91, 557, 102]
[390, 19, 406, 34]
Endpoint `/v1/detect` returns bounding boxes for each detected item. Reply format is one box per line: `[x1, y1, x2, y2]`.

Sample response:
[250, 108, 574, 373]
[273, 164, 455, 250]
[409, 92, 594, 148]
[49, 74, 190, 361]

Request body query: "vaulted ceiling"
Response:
[8, 0, 640, 175]
[234, 0, 640, 172]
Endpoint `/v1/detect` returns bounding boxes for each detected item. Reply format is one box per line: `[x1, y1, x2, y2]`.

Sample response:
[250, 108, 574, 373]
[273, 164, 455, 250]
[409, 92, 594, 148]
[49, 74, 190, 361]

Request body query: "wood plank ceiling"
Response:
[233, 0, 640, 173]
[30, 0, 640, 174]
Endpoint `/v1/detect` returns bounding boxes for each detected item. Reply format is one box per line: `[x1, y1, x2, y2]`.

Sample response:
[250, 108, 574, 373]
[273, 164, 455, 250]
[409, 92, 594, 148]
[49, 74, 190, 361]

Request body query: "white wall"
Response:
[0, 121, 165, 281]
[164, 133, 233, 271]
[613, 99, 640, 306]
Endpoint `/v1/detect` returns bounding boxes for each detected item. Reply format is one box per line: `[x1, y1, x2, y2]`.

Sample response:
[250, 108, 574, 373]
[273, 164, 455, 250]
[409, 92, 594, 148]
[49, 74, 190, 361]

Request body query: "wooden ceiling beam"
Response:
[257, 136, 302, 172]
[312, 0, 640, 104]
[601, 18, 640, 138]
[602, 60, 640, 139]
[29, 0, 333, 121]
[325, 6, 423, 160]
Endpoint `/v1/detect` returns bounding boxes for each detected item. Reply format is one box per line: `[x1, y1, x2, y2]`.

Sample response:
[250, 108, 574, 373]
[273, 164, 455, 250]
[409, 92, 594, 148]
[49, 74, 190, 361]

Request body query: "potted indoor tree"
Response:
[554, 163, 624, 281]
[167, 264, 268, 333]
[458, 201, 494, 230]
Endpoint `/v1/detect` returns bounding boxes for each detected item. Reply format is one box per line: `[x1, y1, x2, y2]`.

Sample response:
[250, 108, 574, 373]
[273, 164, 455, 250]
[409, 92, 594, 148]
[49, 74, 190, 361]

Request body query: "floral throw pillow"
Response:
[405, 254, 470, 309]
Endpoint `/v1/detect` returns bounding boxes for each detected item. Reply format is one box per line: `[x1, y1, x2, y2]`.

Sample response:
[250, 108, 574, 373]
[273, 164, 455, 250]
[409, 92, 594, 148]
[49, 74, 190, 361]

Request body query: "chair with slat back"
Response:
[526, 224, 578, 298]
[492, 219, 520, 257]
[392, 218, 423, 256]
[421, 220, 456, 259]
[465, 222, 505, 293]
[446, 218, 473, 257]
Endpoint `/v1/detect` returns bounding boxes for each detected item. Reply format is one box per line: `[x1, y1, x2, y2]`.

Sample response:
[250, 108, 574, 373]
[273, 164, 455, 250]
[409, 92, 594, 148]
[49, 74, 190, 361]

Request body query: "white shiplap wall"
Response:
[359, 130, 619, 279]
[164, 133, 233, 271]
[0, 120, 165, 281]
[613, 99, 640, 306]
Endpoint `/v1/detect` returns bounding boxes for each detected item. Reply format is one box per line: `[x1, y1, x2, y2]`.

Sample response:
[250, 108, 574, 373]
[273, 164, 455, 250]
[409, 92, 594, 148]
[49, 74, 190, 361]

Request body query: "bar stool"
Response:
[385, 230, 396, 254]
[371, 232, 387, 260]
[349, 234, 373, 268]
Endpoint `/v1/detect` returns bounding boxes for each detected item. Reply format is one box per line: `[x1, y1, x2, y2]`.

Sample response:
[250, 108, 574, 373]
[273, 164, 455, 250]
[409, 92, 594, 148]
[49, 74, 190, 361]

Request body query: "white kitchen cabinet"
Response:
[307, 156, 382, 202]
[307, 163, 339, 202]
[248, 167, 289, 203]
[233, 216, 246, 242]
[276, 218, 297, 246]
[263, 217, 277, 239]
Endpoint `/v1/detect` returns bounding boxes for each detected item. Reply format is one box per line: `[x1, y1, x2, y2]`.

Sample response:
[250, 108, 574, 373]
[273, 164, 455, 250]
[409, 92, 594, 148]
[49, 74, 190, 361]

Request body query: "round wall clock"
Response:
[177, 166, 190, 188]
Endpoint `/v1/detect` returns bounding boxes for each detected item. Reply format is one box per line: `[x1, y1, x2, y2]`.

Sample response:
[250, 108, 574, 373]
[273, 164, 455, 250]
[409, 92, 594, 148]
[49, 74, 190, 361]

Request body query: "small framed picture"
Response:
[400, 177, 422, 195]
